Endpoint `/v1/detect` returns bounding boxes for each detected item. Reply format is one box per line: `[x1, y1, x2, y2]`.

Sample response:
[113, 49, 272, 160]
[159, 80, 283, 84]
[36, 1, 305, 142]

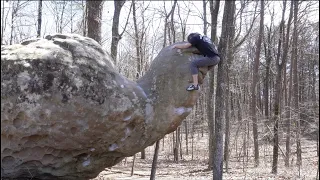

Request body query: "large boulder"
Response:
[1, 34, 211, 179]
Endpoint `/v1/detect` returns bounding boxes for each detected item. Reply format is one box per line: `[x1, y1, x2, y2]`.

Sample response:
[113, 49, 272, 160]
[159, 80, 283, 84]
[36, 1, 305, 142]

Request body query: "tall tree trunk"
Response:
[263, 25, 272, 126]
[132, 2, 146, 159]
[1, 0, 5, 44]
[170, 0, 177, 43]
[110, 0, 126, 65]
[174, 128, 179, 162]
[224, 71, 230, 172]
[58, 0, 66, 33]
[150, 140, 160, 180]
[202, 0, 207, 35]
[184, 121, 189, 155]
[37, 0, 42, 38]
[177, 3, 188, 42]
[283, 0, 294, 168]
[207, 0, 220, 169]
[209, 0, 220, 43]
[284, 5, 296, 164]
[132, 0, 141, 79]
[70, 1, 73, 33]
[212, 1, 235, 179]
[10, 1, 16, 45]
[223, 5, 236, 172]
[82, 0, 87, 36]
[272, 0, 293, 174]
[285, 51, 293, 167]
[162, 1, 177, 48]
[292, 0, 302, 168]
[271, 6, 285, 176]
[86, 0, 103, 44]
[250, 0, 264, 167]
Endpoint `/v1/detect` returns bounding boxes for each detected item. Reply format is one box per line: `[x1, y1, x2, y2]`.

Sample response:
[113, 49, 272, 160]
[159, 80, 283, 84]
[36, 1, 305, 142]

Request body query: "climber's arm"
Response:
[172, 43, 192, 49]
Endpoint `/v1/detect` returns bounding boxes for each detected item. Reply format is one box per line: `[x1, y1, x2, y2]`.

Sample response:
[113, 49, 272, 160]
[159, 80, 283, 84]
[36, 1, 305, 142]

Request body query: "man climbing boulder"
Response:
[1, 34, 211, 179]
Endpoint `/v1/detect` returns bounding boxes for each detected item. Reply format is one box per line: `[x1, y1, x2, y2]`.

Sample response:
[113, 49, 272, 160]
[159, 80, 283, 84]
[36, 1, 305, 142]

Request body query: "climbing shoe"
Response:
[186, 84, 199, 91]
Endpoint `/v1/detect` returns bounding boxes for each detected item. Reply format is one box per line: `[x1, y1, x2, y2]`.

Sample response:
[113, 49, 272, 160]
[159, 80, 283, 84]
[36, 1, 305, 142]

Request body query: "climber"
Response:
[171, 33, 220, 91]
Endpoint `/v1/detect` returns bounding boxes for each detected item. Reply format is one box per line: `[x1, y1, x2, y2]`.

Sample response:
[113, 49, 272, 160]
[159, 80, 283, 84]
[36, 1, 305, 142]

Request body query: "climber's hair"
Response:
[187, 33, 200, 43]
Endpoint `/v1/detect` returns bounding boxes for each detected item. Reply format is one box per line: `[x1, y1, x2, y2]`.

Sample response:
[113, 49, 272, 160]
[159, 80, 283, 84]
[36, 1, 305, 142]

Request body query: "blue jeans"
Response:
[190, 55, 220, 75]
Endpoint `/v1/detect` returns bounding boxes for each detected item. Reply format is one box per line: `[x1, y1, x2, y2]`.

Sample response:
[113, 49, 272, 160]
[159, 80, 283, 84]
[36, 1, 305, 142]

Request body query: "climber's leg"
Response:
[187, 56, 220, 91]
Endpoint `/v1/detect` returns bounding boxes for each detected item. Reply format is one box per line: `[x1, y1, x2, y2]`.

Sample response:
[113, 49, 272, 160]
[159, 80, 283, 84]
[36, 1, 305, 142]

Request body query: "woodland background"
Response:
[1, 0, 319, 179]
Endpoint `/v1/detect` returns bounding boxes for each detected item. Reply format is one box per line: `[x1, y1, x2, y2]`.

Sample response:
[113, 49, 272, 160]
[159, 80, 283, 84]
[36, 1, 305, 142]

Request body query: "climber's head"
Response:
[187, 33, 200, 43]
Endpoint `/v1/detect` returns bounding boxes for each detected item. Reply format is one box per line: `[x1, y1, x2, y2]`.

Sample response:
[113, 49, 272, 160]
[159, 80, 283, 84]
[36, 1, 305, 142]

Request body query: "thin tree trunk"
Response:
[162, 1, 177, 48]
[131, 154, 136, 176]
[177, 3, 188, 41]
[207, 0, 220, 170]
[292, 0, 302, 169]
[209, 0, 220, 43]
[70, 1, 73, 33]
[317, 130, 319, 180]
[10, 2, 16, 45]
[110, 0, 126, 65]
[202, 0, 207, 36]
[272, 0, 293, 173]
[282, 3, 295, 166]
[251, 0, 264, 167]
[174, 128, 179, 162]
[184, 121, 189, 155]
[271, 10, 284, 174]
[212, 1, 235, 179]
[170, 0, 177, 43]
[58, 0, 66, 33]
[285, 48, 293, 167]
[132, 0, 141, 79]
[150, 140, 160, 180]
[82, 0, 87, 36]
[179, 127, 183, 159]
[162, 136, 165, 151]
[191, 122, 195, 160]
[263, 25, 272, 128]
[37, 0, 42, 38]
[224, 74, 230, 172]
[1, 0, 6, 44]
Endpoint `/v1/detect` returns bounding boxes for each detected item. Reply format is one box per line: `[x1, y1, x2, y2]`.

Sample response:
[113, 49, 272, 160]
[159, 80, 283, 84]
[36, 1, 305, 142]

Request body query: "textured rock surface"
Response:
[1, 34, 210, 179]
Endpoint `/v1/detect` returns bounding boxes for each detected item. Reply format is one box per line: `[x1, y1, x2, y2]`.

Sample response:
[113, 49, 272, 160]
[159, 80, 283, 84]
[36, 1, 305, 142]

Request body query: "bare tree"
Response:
[162, 1, 178, 48]
[292, 0, 302, 171]
[81, 0, 87, 36]
[272, 0, 293, 174]
[202, 0, 207, 36]
[213, 1, 236, 179]
[207, 0, 220, 170]
[110, 0, 126, 65]
[37, 0, 42, 38]
[250, 0, 264, 167]
[176, 2, 190, 41]
[263, 12, 273, 129]
[150, 140, 160, 180]
[9, 1, 29, 45]
[1, 1, 11, 44]
[132, 0, 141, 79]
[170, 0, 177, 43]
[86, 0, 103, 43]
[223, 0, 237, 171]
[49, 1, 67, 34]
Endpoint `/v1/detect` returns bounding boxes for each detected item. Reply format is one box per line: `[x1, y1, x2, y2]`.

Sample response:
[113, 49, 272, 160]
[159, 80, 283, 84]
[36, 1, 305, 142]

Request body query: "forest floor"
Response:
[92, 129, 319, 180]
